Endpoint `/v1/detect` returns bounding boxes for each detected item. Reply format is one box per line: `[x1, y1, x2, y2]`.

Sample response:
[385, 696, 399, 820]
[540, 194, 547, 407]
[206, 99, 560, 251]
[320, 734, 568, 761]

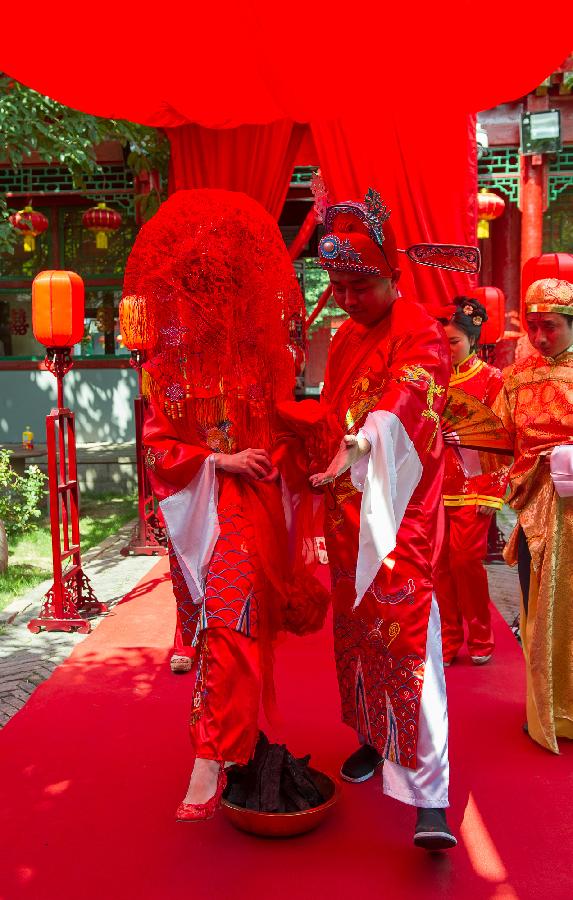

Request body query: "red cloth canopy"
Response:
[1, 3, 570, 125]
[2, 5, 570, 306]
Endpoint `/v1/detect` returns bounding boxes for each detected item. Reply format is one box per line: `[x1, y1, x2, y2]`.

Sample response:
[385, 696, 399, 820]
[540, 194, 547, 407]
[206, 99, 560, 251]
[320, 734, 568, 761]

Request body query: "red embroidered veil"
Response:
[122, 188, 305, 451]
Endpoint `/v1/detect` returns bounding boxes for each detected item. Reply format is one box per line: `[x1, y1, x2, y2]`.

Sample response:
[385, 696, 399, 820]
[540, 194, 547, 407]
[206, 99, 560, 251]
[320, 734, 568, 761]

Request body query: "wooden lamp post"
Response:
[28, 271, 106, 634]
[118, 295, 167, 556]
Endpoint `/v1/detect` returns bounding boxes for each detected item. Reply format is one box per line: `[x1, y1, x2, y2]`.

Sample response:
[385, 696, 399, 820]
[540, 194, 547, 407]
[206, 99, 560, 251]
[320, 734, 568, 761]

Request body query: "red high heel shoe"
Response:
[175, 764, 227, 823]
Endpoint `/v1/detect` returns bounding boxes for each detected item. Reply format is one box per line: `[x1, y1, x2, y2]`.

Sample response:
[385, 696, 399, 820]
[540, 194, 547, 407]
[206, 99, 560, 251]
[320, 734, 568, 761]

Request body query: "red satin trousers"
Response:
[189, 627, 261, 765]
[434, 505, 495, 662]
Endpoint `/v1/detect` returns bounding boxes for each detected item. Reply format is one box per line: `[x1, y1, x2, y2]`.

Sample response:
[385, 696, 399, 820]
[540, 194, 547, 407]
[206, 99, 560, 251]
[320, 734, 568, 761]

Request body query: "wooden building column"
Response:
[520, 154, 546, 270]
[519, 94, 550, 288]
[492, 200, 522, 368]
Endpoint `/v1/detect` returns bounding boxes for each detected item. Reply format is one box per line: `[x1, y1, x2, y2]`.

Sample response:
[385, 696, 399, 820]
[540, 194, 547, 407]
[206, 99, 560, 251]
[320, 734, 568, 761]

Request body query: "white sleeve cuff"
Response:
[353, 411, 423, 607]
[159, 455, 219, 603]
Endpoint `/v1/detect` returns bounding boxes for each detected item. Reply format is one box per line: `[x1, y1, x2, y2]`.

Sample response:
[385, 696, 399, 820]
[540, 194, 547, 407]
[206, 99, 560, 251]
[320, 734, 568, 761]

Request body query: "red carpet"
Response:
[1, 559, 572, 900]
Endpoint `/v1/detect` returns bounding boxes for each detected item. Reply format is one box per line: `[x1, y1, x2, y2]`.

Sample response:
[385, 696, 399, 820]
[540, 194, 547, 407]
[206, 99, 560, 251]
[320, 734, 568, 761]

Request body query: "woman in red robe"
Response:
[433, 297, 508, 665]
[123, 188, 326, 822]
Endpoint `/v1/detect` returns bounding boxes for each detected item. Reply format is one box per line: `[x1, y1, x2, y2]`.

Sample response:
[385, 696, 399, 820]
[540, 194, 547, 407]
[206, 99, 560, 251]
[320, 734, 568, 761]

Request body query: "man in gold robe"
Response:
[494, 278, 573, 753]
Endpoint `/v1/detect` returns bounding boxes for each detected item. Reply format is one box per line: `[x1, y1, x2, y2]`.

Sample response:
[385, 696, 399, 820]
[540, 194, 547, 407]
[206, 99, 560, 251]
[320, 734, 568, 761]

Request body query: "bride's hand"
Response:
[215, 449, 273, 480]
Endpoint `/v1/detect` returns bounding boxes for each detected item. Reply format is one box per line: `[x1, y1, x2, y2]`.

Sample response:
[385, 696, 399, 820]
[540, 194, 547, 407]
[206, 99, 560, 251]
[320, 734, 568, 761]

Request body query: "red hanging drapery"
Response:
[311, 110, 478, 305]
[167, 122, 308, 220]
[167, 111, 477, 304]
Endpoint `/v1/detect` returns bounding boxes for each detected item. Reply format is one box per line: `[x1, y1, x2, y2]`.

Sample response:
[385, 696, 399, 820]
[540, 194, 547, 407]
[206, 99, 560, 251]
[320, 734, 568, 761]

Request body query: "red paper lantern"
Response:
[119, 294, 156, 351]
[522, 252, 573, 298]
[521, 252, 573, 329]
[9, 204, 49, 252]
[82, 202, 122, 249]
[471, 286, 505, 344]
[476, 189, 505, 239]
[32, 270, 85, 348]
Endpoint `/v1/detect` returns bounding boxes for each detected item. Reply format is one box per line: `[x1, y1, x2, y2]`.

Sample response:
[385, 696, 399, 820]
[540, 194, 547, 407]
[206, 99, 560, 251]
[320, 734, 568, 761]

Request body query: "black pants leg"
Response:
[517, 527, 532, 616]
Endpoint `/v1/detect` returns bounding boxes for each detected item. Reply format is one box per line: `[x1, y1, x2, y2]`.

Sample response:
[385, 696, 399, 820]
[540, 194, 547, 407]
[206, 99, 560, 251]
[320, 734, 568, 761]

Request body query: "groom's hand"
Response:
[309, 434, 371, 487]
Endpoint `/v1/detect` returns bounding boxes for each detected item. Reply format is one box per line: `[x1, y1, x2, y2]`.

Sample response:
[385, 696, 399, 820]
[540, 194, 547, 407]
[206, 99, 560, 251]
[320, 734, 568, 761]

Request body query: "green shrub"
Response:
[0, 449, 47, 538]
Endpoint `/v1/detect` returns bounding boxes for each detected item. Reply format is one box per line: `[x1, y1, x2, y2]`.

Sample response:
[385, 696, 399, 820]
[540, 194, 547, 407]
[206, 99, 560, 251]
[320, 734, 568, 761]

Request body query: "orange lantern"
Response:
[9, 204, 49, 252]
[476, 189, 505, 239]
[471, 286, 505, 343]
[119, 294, 156, 351]
[32, 271, 85, 348]
[82, 202, 122, 249]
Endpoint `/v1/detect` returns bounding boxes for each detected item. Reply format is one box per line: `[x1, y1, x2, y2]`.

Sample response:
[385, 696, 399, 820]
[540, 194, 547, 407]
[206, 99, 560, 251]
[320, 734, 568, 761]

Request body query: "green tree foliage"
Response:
[0, 74, 169, 253]
[543, 188, 573, 254]
[0, 449, 46, 539]
[0, 193, 15, 253]
[302, 258, 341, 332]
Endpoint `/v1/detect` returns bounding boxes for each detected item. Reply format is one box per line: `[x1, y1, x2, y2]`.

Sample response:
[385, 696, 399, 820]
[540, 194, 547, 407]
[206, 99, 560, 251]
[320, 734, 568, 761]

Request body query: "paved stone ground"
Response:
[487, 561, 520, 630]
[0, 513, 523, 730]
[490, 506, 520, 629]
[0, 521, 159, 728]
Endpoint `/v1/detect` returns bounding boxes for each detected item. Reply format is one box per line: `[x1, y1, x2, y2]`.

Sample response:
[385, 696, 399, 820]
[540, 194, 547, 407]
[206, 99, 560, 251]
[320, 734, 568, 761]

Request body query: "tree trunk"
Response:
[0, 519, 8, 573]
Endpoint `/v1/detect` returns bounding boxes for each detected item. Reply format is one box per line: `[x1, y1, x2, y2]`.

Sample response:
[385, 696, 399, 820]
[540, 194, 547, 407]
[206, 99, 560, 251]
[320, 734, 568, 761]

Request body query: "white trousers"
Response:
[382, 596, 450, 808]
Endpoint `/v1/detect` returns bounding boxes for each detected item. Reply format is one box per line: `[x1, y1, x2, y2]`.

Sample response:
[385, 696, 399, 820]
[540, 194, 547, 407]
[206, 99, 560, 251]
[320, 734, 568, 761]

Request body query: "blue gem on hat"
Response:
[319, 234, 341, 259]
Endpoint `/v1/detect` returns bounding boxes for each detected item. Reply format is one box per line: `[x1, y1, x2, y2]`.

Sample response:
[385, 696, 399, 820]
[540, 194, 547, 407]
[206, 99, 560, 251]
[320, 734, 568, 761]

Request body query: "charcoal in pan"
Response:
[258, 743, 286, 812]
[280, 766, 313, 811]
[282, 751, 325, 807]
[244, 733, 271, 810]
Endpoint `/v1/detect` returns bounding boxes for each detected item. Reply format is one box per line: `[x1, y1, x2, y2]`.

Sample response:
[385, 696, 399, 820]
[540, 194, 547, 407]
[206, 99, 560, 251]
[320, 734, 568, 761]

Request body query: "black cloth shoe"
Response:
[340, 744, 383, 783]
[414, 808, 457, 850]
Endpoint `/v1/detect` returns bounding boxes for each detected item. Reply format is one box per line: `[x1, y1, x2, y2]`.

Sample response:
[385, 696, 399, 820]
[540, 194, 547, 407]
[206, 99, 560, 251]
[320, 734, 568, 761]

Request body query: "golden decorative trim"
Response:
[443, 492, 503, 509]
[387, 622, 400, 647]
[399, 365, 445, 450]
[526, 303, 573, 316]
[452, 353, 477, 373]
[399, 366, 445, 450]
[450, 360, 485, 386]
[345, 370, 385, 432]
